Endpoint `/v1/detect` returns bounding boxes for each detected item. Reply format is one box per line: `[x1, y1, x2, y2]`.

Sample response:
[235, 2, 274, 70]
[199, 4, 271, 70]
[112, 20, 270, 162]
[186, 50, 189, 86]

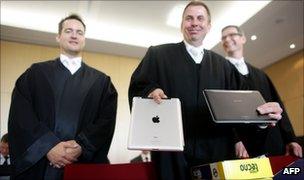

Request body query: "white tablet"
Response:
[128, 97, 184, 151]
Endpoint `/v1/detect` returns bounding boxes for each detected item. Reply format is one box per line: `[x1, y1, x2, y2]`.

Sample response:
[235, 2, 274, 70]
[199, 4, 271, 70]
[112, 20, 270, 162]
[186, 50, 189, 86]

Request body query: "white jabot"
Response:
[184, 41, 204, 64]
[141, 152, 151, 162]
[0, 154, 10, 165]
[226, 56, 249, 75]
[60, 54, 82, 74]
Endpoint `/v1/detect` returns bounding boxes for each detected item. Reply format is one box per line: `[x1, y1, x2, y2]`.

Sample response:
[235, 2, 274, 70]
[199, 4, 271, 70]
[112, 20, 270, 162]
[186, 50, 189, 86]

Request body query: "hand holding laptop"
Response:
[203, 90, 283, 124]
[148, 88, 167, 104]
[256, 102, 283, 126]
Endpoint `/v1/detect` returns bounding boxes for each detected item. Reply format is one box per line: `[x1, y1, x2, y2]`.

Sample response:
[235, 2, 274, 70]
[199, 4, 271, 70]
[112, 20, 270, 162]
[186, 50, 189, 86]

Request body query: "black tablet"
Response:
[203, 89, 276, 123]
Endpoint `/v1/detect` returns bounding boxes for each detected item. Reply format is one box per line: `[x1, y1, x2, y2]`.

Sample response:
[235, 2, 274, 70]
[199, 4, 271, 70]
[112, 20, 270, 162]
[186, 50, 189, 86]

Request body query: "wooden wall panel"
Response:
[264, 50, 304, 136]
[283, 97, 303, 136]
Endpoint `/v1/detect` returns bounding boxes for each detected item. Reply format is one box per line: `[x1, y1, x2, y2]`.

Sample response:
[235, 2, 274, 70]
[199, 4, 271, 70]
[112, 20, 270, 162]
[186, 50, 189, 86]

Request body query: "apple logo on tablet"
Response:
[152, 116, 160, 123]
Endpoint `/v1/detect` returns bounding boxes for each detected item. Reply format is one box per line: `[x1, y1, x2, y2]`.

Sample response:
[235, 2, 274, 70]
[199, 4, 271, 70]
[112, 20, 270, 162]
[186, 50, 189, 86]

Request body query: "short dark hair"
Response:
[222, 25, 245, 36]
[1, 133, 8, 143]
[182, 0, 211, 23]
[58, 14, 86, 34]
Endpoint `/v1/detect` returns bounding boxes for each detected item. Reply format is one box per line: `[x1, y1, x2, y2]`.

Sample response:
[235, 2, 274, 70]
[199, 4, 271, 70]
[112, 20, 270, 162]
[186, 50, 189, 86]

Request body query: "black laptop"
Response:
[203, 89, 277, 123]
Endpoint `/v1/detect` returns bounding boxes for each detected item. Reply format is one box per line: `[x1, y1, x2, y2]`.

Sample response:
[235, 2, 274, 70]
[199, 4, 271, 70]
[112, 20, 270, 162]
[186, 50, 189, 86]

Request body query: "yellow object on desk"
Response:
[192, 157, 273, 179]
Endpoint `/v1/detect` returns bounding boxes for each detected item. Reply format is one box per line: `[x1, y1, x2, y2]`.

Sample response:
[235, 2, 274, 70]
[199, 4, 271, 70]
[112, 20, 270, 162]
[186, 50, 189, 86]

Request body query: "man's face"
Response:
[56, 19, 85, 57]
[181, 5, 211, 46]
[0, 142, 9, 157]
[221, 27, 246, 54]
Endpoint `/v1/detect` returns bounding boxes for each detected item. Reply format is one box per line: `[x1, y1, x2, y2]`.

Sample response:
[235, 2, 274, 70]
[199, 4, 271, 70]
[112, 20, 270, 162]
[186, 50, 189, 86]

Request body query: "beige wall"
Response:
[0, 40, 142, 163]
[264, 50, 304, 136]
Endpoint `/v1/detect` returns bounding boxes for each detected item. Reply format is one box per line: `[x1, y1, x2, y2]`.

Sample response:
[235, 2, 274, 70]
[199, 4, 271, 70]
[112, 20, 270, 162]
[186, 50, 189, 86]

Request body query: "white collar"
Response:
[60, 54, 82, 74]
[226, 56, 246, 66]
[184, 41, 205, 64]
[226, 56, 249, 75]
[60, 54, 82, 65]
[184, 40, 204, 54]
[0, 154, 9, 158]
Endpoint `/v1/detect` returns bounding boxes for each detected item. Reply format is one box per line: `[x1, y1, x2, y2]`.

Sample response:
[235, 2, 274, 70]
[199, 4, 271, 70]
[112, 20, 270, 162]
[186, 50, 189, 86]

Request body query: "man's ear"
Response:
[56, 34, 60, 43]
[206, 22, 211, 33]
[180, 21, 183, 33]
[242, 35, 247, 44]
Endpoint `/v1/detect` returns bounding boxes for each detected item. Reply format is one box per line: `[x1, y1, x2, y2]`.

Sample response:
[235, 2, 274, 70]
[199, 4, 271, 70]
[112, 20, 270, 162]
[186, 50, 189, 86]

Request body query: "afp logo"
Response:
[282, 167, 301, 175]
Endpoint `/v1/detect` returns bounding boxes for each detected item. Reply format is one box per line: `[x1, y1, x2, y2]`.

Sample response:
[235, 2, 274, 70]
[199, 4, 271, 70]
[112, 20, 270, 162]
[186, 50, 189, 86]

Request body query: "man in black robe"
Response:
[128, 1, 283, 179]
[8, 14, 118, 179]
[0, 133, 11, 177]
[0, 133, 10, 166]
[221, 25, 302, 158]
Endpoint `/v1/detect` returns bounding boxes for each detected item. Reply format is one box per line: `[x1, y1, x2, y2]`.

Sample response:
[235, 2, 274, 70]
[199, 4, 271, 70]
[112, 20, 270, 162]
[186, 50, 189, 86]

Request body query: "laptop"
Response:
[128, 97, 184, 151]
[203, 89, 276, 123]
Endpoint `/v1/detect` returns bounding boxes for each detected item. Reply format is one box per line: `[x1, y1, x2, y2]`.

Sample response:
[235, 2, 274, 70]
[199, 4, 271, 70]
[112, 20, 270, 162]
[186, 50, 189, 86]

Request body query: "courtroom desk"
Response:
[64, 156, 302, 180]
[64, 162, 156, 180]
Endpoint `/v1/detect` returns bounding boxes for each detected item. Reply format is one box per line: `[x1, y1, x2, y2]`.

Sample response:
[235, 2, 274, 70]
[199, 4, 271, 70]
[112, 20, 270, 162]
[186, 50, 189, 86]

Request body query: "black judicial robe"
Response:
[8, 59, 117, 179]
[236, 63, 296, 157]
[128, 42, 246, 180]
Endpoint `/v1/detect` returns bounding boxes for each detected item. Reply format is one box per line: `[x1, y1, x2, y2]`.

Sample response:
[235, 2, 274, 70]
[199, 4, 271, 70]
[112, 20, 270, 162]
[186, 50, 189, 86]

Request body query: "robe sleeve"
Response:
[265, 76, 297, 144]
[8, 66, 61, 175]
[128, 46, 161, 107]
[75, 77, 117, 162]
